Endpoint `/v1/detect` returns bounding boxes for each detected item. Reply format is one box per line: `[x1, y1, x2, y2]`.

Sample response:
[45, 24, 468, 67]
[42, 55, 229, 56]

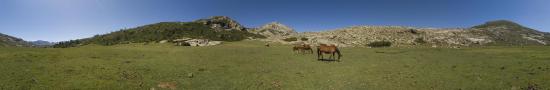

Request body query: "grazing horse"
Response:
[317, 44, 342, 61]
[293, 44, 313, 54]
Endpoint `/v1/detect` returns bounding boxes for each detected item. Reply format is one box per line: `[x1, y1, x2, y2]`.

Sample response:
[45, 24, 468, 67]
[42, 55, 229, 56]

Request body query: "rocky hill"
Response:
[470, 20, 550, 46]
[262, 20, 549, 47]
[0, 33, 32, 47]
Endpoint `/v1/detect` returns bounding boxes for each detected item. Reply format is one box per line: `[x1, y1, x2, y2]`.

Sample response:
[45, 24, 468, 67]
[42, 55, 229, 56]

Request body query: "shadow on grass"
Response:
[317, 59, 340, 62]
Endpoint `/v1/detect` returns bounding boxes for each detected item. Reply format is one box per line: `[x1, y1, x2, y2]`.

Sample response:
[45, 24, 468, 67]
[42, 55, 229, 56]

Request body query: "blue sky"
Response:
[0, 0, 549, 42]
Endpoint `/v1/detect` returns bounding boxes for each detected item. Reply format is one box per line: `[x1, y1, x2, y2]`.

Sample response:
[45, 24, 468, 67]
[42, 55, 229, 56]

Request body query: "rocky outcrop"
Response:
[173, 37, 222, 46]
[194, 16, 246, 31]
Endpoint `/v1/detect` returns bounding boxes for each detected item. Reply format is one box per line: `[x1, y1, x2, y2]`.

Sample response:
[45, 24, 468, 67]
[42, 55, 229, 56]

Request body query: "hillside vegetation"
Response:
[53, 22, 264, 48]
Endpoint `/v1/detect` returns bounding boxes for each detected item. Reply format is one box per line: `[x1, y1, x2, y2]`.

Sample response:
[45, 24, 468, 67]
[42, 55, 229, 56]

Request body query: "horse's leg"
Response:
[331, 52, 335, 60]
[317, 49, 321, 60]
[321, 53, 324, 60]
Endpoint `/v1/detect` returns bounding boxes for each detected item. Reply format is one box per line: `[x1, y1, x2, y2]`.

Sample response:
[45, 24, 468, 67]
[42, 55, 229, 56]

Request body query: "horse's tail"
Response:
[336, 48, 342, 60]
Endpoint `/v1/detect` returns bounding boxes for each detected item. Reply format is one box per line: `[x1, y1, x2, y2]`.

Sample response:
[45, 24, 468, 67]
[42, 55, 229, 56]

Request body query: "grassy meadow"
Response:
[0, 41, 549, 90]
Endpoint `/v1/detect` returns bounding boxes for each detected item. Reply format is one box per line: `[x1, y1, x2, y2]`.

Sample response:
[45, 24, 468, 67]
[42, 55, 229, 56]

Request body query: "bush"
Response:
[300, 37, 308, 41]
[283, 37, 298, 42]
[367, 41, 392, 47]
[414, 38, 427, 44]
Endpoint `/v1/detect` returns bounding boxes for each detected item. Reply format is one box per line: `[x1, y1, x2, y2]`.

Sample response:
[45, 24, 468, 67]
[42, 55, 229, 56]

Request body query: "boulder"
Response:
[159, 40, 168, 44]
[172, 37, 193, 42]
[208, 41, 222, 46]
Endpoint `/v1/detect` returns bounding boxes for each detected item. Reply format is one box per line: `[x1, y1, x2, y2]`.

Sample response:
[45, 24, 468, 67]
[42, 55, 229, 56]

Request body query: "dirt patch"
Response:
[157, 81, 177, 90]
[271, 80, 282, 89]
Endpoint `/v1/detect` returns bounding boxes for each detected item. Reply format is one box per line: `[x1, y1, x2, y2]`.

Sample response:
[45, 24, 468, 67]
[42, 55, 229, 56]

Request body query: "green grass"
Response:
[1, 41, 549, 89]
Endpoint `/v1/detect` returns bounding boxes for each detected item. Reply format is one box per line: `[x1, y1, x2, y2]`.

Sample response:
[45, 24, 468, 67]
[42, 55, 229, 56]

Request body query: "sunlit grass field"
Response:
[0, 41, 549, 90]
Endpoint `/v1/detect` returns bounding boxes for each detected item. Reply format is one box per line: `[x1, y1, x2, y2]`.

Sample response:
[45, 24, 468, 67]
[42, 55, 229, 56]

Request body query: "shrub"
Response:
[300, 37, 308, 41]
[414, 38, 427, 44]
[408, 29, 418, 34]
[367, 41, 392, 47]
[283, 37, 298, 42]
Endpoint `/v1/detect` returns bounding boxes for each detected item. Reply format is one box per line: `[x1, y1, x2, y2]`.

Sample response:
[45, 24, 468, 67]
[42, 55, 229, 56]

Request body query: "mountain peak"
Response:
[257, 22, 296, 36]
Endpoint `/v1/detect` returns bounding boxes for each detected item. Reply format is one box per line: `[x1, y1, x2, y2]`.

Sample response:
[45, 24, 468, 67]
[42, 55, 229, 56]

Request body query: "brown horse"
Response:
[293, 44, 313, 54]
[317, 44, 342, 61]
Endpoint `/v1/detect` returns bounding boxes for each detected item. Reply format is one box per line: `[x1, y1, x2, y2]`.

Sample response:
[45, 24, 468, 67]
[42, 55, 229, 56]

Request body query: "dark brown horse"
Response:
[293, 44, 313, 54]
[317, 44, 342, 61]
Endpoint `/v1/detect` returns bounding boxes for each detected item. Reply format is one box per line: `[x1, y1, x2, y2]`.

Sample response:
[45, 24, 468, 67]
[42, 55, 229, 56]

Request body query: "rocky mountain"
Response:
[0, 33, 32, 47]
[263, 20, 550, 47]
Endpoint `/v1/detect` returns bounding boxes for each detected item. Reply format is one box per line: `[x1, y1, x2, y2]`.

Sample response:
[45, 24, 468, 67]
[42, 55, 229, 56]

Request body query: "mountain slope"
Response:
[267, 20, 549, 47]
[0, 33, 31, 47]
[54, 17, 264, 48]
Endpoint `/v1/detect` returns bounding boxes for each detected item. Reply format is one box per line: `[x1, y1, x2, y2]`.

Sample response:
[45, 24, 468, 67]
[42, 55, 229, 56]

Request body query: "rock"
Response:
[186, 39, 209, 46]
[172, 37, 192, 42]
[208, 41, 222, 46]
[159, 40, 168, 44]
[184, 39, 222, 46]
[187, 73, 194, 78]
